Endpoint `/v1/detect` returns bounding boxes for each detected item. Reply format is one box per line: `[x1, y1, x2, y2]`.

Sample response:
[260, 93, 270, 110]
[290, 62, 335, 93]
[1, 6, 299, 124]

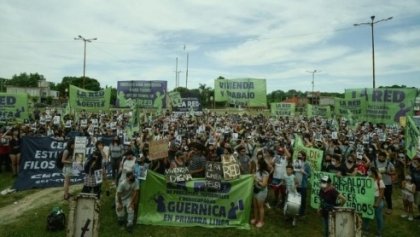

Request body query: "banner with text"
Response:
[138, 171, 253, 229]
[405, 116, 420, 159]
[117, 80, 167, 109]
[214, 78, 267, 107]
[292, 136, 323, 172]
[270, 103, 296, 117]
[344, 88, 417, 124]
[168, 91, 183, 107]
[0, 93, 29, 122]
[306, 104, 331, 118]
[334, 97, 365, 124]
[311, 171, 375, 219]
[173, 97, 202, 112]
[69, 85, 111, 111]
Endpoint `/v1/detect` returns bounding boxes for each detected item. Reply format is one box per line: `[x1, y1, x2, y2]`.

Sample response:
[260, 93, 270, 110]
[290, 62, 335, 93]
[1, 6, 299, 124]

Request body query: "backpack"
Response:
[47, 207, 66, 231]
[56, 150, 64, 170]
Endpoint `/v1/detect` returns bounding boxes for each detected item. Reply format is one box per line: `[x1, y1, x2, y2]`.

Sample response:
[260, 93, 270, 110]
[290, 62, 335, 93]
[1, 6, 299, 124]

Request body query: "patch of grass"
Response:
[1, 183, 420, 237]
[0, 172, 38, 208]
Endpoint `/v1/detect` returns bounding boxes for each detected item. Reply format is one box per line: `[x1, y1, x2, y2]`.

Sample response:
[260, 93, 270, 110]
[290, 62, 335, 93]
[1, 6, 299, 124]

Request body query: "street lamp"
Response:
[354, 16, 393, 89]
[74, 35, 97, 88]
[306, 70, 320, 93]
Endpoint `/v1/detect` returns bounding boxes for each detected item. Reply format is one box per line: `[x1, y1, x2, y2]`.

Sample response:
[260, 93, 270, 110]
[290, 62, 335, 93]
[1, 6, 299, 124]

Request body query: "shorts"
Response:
[63, 165, 74, 177]
[253, 188, 268, 203]
[402, 190, 414, 203]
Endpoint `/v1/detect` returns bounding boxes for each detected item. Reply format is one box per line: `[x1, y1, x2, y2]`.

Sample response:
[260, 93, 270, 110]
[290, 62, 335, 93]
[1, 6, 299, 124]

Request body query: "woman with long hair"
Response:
[251, 158, 270, 228]
[363, 167, 385, 236]
[9, 129, 21, 177]
[62, 139, 75, 200]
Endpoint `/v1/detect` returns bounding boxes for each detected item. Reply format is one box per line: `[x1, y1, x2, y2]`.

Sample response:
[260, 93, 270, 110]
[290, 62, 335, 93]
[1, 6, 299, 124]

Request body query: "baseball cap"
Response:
[321, 176, 331, 183]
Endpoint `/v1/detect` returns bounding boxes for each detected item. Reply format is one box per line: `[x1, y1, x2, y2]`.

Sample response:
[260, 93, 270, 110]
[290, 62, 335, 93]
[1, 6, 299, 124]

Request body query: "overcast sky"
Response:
[1, 0, 419, 93]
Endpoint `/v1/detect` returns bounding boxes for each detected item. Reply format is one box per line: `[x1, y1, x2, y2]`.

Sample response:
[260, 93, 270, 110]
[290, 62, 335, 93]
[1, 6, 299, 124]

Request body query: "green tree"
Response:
[6, 73, 45, 87]
[198, 83, 214, 108]
[55, 76, 101, 96]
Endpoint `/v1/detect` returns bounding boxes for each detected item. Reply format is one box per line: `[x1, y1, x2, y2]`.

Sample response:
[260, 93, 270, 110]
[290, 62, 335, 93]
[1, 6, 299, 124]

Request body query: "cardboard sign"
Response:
[149, 139, 169, 160]
[94, 169, 103, 184]
[222, 155, 241, 180]
[205, 162, 223, 190]
[165, 167, 192, 183]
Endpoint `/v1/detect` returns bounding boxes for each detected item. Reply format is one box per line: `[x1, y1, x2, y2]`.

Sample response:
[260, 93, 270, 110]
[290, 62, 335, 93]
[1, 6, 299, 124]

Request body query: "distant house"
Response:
[6, 79, 59, 102]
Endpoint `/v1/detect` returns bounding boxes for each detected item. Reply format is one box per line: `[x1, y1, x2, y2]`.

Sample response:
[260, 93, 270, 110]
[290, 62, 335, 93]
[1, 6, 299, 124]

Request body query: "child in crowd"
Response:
[401, 175, 416, 221]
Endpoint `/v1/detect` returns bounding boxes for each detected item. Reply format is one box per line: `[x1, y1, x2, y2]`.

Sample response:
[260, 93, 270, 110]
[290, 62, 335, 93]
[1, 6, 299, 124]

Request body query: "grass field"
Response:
[0, 171, 419, 237]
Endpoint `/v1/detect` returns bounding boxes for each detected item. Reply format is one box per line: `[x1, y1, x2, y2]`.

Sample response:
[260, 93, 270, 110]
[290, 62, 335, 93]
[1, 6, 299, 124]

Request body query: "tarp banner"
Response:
[0, 93, 29, 122]
[270, 103, 296, 117]
[68, 85, 111, 111]
[117, 80, 167, 109]
[344, 88, 417, 124]
[138, 171, 253, 229]
[310, 171, 375, 219]
[214, 78, 267, 107]
[173, 97, 202, 112]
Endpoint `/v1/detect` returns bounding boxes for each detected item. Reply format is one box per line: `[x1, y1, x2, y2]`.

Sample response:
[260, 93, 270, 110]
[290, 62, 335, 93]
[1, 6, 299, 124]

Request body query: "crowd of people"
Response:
[1, 107, 420, 236]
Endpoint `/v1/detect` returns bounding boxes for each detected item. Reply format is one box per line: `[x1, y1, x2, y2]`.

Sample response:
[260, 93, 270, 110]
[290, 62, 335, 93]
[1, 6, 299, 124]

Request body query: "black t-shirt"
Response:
[319, 188, 339, 217]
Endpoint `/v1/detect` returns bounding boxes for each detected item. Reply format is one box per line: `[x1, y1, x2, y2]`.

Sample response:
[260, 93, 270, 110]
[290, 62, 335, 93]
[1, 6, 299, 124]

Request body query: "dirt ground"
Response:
[0, 185, 81, 225]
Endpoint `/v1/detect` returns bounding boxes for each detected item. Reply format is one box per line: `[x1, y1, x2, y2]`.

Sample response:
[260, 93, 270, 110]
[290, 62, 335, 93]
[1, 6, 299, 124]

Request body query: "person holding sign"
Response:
[375, 151, 395, 215]
[318, 175, 346, 237]
[81, 150, 103, 198]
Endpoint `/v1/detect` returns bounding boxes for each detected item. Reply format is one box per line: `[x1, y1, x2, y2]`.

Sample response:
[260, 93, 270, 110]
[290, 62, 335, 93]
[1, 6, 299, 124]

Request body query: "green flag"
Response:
[405, 116, 420, 159]
[138, 171, 253, 229]
[214, 78, 267, 107]
[0, 93, 28, 123]
[69, 85, 111, 112]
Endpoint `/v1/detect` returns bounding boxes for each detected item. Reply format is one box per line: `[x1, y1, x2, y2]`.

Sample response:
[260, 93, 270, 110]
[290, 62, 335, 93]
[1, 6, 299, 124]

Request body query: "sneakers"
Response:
[385, 209, 392, 215]
[250, 219, 257, 225]
[265, 202, 271, 209]
[292, 217, 297, 227]
[400, 214, 408, 218]
[408, 216, 413, 221]
[255, 221, 264, 228]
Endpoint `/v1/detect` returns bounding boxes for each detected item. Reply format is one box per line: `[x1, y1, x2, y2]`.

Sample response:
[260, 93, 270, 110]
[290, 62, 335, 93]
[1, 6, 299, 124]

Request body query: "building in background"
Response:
[6, 79, 58, 103]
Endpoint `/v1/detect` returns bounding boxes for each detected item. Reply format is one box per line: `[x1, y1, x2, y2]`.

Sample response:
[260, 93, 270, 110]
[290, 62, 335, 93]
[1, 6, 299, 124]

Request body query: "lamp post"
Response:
[74, 35, 97, 88]
[306, 70, 320, 93]
[354, 16, 393, 89]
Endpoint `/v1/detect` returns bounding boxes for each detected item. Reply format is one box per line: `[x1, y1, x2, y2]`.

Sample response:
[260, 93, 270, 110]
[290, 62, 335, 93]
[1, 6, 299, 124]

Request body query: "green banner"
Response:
[0, 93, 28, 123]
[292, 135, 323, 172]
[168, 91, 183, 107]
[334, 97, 365, 124]
[306, 104, 331, 118]
[405, 116, 420, 159]
[138, 171, 253, 229]
[214, 78, 267, 107]
[69, 85, 111, 111]
[344, 88, 417, 124]
[270, 103, 295, 117]
[311, 171, 376, 219]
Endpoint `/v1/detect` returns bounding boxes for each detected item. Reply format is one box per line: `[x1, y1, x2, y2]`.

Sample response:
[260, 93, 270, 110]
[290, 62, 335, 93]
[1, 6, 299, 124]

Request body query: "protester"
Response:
[401, 175, 416, 221]
[251, 158, 270, 228]
[81, 149, 103, 198]
[410, 157, 420, 219]
[283, 165, 299, 226]
[62, 139, 75, 200]
[362, 167, 385, 237]
[115, 171, 139, 233]
[118, 150, 136, 185]
[294, 151, 311, 216]
[375, 150, 396, 214]
[9, 129, 21, 177]
[318, 175, 346, 237]
[109, 136, 123, 183]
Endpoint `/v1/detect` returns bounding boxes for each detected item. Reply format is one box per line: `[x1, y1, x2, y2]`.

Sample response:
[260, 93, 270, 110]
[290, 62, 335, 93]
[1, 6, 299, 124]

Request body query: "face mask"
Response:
[320, 183, 327, 188]
[384, 145, 388, 149]
[331, 161, 337, 166]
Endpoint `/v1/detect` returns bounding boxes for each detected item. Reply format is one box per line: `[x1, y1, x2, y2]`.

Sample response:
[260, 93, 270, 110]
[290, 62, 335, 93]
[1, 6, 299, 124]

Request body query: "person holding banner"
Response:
[318, 175, 346, 237]
[81, 150, 103, 198]
[62, 139, 75, 200]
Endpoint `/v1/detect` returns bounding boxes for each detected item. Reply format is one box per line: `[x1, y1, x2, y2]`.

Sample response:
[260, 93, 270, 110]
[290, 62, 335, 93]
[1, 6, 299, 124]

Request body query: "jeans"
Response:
[384, 185, 392, 209]
[322, 216, 329, 237]
[297, 187, 307, 215]
[362, 199, 384, 236]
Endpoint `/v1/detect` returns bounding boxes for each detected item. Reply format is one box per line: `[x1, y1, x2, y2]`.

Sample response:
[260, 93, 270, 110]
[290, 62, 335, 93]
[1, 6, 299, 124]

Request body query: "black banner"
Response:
[13, 137, 96, 191]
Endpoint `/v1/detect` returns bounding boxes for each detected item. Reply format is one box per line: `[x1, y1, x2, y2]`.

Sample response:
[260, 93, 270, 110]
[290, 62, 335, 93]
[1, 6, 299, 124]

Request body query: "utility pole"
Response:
[74, 35, 97, 88]
[184, 45, 189, 88]
[175, 57, 179, 88]
[354, 16, 393, 88]
[306, 70, 320, 93]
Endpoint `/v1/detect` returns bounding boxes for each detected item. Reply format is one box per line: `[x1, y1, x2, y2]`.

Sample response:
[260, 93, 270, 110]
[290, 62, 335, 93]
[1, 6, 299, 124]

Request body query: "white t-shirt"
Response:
[272, 155, 287, 180]
[374, 179, 385, 197]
